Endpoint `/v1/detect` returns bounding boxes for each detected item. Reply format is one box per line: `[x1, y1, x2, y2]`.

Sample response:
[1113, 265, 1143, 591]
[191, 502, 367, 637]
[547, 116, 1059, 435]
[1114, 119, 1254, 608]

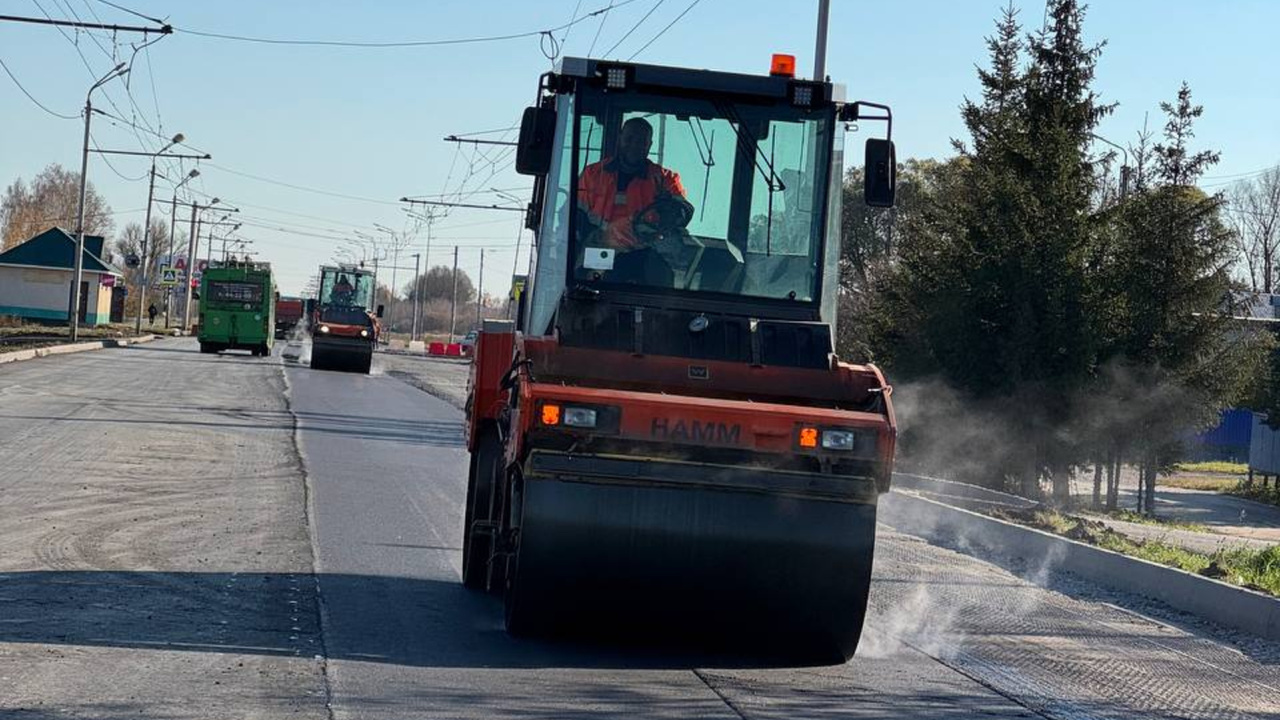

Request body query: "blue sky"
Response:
[2, 0, 1277, 295]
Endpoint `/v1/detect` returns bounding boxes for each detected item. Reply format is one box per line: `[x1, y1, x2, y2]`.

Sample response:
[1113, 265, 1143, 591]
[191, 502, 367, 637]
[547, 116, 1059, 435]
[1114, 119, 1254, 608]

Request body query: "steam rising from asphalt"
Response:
[888, 362, 1205, 493]
[860, 521, 1069, 661]
[858, 363, 1193, 661]
[281, 326, 310, 366]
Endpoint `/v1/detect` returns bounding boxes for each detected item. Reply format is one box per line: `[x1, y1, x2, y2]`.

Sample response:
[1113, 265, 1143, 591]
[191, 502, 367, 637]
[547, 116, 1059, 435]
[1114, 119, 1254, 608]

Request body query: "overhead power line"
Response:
[0, 56, 80, 119]
[94, 0, 167, 26]
[587, 0, 615, 55]
[173, 0, 640, 48]
[604, 0, 665, 58]
[200, 162, 401, 206]
[627, 0, 704, 60]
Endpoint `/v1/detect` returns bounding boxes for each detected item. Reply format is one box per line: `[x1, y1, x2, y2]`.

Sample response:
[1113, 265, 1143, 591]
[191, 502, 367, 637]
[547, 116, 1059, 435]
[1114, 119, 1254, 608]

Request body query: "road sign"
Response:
[196, 259, 209, 273]
[174, 257, 187, 271]
[160, 268, 179, 286]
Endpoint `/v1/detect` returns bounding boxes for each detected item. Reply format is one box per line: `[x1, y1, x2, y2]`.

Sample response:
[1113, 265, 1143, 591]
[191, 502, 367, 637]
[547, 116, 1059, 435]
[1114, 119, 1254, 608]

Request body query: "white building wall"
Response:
[0, 266, 116, 324]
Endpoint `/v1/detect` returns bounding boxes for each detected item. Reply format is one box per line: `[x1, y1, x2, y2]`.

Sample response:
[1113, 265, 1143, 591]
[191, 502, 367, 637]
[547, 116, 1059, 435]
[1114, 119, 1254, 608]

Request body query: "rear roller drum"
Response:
[462, 429, 500, 591]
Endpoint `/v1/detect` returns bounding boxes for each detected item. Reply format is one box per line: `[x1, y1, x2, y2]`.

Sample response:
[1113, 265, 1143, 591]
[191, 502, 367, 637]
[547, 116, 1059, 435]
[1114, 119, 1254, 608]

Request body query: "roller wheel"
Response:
[502, 478, 535, 635]
[462, 429, 501, 591]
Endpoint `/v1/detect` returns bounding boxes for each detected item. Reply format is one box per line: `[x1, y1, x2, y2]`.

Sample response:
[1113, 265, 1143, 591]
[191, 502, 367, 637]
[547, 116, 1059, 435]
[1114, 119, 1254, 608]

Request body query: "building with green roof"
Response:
[0, 227, 124, 325]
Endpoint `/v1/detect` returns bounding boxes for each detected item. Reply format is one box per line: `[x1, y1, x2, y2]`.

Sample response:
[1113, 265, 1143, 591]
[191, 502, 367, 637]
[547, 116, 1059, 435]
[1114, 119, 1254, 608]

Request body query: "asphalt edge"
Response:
[0, 334, 158, 365]
[277, 363, 339, 720]
[879, 488, 1280, 642]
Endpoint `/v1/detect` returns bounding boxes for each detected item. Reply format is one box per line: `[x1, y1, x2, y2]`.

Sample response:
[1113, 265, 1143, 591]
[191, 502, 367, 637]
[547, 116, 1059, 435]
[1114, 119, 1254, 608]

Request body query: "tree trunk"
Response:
[1106, 451, 1120, 511]
[1266, 250, 1274, 295]
[1092, 460, 1103, 509]
[1052, 465, 1071, 507]
[1135, 461, 1146, 514]
[1020, 450, 1040, 500]
[1144, 460, 1158, 516]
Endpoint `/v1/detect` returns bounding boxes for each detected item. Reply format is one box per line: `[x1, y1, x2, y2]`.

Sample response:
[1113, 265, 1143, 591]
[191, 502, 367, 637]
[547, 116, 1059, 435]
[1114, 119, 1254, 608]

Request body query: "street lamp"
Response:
[181, 197, 236, 332]
[116, 133, 211, 333]
[164, 169, 200, 328]
[1092, 133, 1132, 201]
[69, 62, 128, 341]
[373, 223, 410, 332]
[410, 252, 421, 342]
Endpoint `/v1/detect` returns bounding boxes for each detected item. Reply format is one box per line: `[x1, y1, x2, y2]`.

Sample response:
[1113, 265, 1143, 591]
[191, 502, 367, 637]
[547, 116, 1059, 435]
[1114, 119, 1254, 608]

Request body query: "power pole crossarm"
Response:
[444, 135, 519, 147]
[400, 197, 524, 213]
[0, 14, 171, 34]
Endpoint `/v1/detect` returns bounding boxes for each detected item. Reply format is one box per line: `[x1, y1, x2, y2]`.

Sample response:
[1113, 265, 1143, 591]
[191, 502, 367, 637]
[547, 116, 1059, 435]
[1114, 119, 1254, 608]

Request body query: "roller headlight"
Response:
[319, 325, 330, 334]
[538, 402, 618, 432]
[563, 407, 598, 428]
[360, 329, 369, 338]
[821, 429, 857, 451]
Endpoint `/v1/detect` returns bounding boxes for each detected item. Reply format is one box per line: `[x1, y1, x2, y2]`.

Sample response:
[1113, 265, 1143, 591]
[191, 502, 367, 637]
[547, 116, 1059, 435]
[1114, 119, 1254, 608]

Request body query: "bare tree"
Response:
[112, 220, 170, 298]
[1230, 167, 1280, 294]
[0, 164, 114, 250]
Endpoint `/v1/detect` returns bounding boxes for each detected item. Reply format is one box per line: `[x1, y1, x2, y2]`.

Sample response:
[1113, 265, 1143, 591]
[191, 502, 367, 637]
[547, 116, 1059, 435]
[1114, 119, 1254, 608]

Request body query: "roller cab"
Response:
[310, 265, 382, 374]
[463, 56, 898, 662]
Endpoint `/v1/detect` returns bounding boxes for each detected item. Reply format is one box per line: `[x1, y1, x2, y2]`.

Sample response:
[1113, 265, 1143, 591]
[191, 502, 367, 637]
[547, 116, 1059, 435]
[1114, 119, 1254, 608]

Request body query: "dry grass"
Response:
[1075, 506, 1209, 533]
[1161, 474, 1241, 492]
[1174, 461, 1249, 475]
[0, 322, 146, 352]
[993, 506, 1280, 596]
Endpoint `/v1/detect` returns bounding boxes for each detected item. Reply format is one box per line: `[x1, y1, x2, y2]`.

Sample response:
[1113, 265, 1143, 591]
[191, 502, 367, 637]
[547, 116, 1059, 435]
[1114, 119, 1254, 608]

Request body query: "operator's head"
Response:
[617, 117, 653, 171]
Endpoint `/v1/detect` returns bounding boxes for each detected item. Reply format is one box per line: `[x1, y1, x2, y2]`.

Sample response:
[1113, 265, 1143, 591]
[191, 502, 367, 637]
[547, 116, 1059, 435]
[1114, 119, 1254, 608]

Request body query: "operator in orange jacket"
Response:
[578, 117, 693, 252]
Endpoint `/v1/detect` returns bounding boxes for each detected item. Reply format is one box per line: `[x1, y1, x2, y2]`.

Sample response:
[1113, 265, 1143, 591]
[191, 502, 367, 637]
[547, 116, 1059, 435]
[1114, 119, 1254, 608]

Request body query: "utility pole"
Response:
[449, 246, 459, 343]
[410, 252, 421, 342]
[136, 163, 159, 332]
[476, 249, 484, 326]
[166, 194, 178, 328]
[164, 169, 200, 328]
[179, 199, 236, 331]
[183, 202, 198, 332]
[814, 0, 831, 81]
[69, 63, 127, 340]
[108, 137, 201, 333]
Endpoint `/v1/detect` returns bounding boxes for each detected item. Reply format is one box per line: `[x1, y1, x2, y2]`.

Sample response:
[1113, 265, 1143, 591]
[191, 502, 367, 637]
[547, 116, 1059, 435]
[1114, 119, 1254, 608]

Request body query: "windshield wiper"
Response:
[713, 100, 786, 255]
[687, 118, 716, 222]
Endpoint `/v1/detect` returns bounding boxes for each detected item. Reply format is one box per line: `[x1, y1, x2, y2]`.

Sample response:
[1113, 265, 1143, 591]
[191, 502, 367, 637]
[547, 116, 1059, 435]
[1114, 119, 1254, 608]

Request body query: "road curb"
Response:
[0, 334, 157, 365]
[879, 487, 1280, 642]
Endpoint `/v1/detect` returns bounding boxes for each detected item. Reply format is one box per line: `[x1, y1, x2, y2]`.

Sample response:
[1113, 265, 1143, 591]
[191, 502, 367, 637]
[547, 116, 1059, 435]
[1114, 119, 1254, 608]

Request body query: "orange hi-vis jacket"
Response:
[578, 158, 686, 249]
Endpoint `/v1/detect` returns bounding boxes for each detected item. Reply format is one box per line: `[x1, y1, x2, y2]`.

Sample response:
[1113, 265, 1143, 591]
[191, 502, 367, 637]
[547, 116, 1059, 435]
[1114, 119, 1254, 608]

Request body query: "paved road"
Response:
[0, 338, 324, 718]
[3, 339, 1280, 718]
[898, 473, 1278, 554]
[1135, 485, 1280, 544]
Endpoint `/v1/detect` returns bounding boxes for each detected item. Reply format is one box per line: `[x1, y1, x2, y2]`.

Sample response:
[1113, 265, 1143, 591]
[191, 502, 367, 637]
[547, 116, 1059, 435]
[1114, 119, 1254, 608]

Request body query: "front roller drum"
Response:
[503, 475, 878, 663]
[310, 338, 373, 374]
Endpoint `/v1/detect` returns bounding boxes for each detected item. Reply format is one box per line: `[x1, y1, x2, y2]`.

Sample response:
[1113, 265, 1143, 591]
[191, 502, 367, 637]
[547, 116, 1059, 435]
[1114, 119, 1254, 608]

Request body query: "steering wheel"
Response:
[630, 195, 694, 247]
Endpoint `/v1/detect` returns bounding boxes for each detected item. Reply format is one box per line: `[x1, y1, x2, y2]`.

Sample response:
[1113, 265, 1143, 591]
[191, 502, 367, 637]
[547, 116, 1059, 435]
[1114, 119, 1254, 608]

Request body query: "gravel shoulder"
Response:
[378, 351, 470, 409]
[0, 339, 327, 719]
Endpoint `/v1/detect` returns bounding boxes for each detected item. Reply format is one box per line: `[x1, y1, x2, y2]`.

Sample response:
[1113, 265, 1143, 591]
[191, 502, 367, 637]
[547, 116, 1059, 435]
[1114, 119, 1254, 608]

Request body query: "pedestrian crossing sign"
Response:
[160, 267, 179, 286]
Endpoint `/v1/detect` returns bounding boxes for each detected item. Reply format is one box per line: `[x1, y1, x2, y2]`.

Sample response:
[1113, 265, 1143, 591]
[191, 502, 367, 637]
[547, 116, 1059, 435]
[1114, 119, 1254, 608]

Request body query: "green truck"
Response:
[197, 260, 276, 356]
